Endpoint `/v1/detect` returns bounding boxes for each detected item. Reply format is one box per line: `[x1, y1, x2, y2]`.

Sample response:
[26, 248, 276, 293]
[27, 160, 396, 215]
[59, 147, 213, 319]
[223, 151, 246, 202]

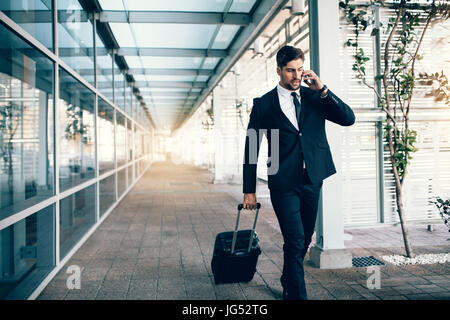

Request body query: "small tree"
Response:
[339, 0, 450, 258]
[0, 102, 22, 206]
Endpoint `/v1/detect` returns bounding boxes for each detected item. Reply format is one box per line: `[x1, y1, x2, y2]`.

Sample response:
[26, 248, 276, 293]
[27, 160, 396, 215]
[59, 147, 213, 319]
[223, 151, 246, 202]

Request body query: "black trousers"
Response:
[269, 170, 322, 300]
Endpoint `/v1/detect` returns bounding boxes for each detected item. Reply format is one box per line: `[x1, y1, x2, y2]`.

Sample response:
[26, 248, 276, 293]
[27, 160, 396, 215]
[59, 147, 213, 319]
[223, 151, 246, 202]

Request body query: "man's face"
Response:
[277, 58, 304, 91]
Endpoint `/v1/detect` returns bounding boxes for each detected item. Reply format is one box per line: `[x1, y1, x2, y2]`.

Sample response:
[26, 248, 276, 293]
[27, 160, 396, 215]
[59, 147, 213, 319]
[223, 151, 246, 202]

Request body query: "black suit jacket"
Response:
[243, 86, 355, 193]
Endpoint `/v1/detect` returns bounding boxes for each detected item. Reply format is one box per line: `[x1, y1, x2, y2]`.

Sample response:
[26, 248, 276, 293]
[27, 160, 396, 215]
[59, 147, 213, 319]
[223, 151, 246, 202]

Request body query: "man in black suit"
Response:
[242, 45, 355, 300]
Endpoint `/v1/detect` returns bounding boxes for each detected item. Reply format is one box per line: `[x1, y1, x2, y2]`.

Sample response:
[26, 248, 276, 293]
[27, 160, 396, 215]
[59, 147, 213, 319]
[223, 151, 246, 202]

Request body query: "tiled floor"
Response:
[38, 161, 450, 300]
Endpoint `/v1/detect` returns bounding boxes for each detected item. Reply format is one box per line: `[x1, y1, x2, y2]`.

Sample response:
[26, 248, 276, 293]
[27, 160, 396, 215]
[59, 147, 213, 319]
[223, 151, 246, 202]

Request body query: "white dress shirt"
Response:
[276, 83, 305, 169]
[276, 83, 301, 131]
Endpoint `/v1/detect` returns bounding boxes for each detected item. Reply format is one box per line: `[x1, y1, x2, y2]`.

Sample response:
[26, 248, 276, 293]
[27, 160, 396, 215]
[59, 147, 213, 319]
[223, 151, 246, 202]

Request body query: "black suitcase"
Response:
[211, 203, 261, 284]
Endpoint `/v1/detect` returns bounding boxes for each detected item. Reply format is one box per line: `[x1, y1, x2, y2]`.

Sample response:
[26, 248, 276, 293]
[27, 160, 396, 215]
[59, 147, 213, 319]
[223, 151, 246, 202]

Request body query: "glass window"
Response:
[59, 184, 96, 259]
[0, 0, 53, 51]
[133, 95, 138, 121]
[117, 167, 126, 198]
[135, 127, 142, 159]
[57, 0, 94, 86]
[0, 23, 54, 220]
[58, 68, 95, 192]
[127, 119, 133, 162]
[98, 98, 115, 175]
[128, 163, 133, 185]
[96, 33, 113, 100]
[116, 112, 126, 167]
[0, 205, 55, 299]
[135, 159, 140, 178]
[125, 84, 131, 116]
[114, 64, 125, 110]
[99, 174, 115, 217]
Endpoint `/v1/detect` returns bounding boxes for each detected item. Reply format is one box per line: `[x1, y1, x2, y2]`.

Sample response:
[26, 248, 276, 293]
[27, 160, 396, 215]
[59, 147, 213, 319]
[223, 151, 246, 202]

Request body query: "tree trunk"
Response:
[387, 128, 415, 258]
[394, 178, 415, 258]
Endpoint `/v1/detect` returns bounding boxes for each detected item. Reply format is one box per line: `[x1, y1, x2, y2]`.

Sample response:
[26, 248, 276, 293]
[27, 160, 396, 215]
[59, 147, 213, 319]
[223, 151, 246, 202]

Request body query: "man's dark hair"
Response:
[276, 45, 305, 68]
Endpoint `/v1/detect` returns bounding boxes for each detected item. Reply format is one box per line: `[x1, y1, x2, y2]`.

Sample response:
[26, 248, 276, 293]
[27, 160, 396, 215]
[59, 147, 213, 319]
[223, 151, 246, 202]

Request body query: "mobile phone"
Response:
[303, 75, 314, 85]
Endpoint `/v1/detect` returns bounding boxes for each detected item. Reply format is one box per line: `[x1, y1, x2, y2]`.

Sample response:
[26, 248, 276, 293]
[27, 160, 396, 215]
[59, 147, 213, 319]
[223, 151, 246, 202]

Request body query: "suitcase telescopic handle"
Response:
[231, 203, 261, 255]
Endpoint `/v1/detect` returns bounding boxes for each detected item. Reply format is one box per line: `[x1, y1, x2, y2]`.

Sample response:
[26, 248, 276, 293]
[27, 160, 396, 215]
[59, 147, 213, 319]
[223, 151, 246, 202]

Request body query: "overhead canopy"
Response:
[86, 0, 286, 131]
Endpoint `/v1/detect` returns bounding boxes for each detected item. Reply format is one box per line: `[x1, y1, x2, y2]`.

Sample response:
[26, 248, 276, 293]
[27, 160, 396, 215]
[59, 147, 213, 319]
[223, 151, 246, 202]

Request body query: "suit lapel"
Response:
[269, 87, 299, 133]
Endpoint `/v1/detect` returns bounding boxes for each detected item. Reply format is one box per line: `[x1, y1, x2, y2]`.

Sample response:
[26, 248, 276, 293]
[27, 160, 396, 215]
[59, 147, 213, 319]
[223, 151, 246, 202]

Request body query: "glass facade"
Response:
[58, 68, 95, 192]
[98, 98, 115, 175]
[0, 204, 55, 299]
[99, 174, 115, 217]
[117, 167, 127, 198]
[0, 23, 54, 220]
[116, 111, 127, 167]
[0, 1, 53, 52]
[96, 32, 113, 100]
[114, 64, 125, 110]
[59, 184, 96, 259]
[0, 2, 153, 299]
[57, 0, 94, 86]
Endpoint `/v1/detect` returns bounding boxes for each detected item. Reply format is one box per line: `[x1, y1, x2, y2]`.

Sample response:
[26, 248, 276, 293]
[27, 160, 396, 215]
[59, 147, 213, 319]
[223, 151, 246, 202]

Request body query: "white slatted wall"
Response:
[339, 3, 450, 226]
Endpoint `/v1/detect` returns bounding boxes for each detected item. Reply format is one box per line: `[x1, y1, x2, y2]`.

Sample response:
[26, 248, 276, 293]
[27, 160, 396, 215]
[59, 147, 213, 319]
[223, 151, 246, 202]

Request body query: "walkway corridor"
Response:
[38, 161, 450, 300]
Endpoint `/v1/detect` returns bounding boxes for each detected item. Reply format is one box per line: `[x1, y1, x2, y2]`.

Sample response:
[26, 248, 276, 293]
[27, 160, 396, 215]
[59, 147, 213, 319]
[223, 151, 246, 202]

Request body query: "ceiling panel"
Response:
[125, 56, 204, 69]
[132, 23, 217, 48]
[93, 0, 281, 131]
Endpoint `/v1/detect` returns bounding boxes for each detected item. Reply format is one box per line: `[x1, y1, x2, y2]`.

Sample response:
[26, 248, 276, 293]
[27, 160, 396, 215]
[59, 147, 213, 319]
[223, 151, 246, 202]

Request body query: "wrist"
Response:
[319, 84, 328, 98]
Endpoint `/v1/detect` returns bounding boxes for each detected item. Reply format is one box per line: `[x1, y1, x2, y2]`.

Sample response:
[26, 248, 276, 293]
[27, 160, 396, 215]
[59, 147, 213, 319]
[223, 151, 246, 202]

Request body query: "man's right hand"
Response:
[243, 193, 257, 210]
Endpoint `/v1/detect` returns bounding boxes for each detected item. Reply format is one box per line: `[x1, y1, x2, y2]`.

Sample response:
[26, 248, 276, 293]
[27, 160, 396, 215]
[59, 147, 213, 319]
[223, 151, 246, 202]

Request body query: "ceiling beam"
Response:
[96, 80, 207, 89]
[128, 68, 214, 76]
[99, 11, 251, 25]
[140, 92, 201, 97]
[117, 47, 227, 58]
[52, 68, 213, 77]
[175, 0, 289, 130]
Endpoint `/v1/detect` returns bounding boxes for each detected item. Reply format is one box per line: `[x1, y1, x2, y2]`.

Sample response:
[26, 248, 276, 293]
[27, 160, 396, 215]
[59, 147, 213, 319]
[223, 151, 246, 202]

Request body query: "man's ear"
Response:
[276, 67, 281, 76]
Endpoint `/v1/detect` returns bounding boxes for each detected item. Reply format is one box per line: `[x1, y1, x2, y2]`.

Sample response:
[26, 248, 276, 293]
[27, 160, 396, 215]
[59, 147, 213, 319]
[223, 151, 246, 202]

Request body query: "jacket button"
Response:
[299, 133, 302, 136]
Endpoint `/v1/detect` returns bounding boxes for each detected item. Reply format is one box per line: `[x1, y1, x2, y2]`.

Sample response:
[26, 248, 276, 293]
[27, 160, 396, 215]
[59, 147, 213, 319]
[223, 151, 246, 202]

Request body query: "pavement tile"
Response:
[95, 290, 127, 300]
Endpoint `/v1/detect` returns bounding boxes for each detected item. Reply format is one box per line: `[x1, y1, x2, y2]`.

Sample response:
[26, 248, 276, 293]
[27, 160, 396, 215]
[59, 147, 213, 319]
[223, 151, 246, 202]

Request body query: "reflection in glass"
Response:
[0, 0, 53, 51]
[114, 65, 125, 110]
[99, 174, 115, 217]
[133, 95, 138, 121]
[60, 184, 96, 259]
[125, 84, 131, 116]
[0, 23, 54, 220]
[117, 167, 126, 197]
[135, 127, 142, 159]
[127, 119, 133, 162]
[136, 159, 140, 178]
[0, 205, 55, 299]
[98, 98, 115, 175]
[59, 68, 95, 192]
[57, 0, 94, 86]
[128, 164, 133, 185]
[116, 112, 127, 167]
[96, 32, 113, 100]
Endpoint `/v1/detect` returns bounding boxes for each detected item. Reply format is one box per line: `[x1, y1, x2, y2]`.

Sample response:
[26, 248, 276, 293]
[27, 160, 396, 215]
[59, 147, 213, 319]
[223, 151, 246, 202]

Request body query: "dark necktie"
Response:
[291, 92, 301, 128]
